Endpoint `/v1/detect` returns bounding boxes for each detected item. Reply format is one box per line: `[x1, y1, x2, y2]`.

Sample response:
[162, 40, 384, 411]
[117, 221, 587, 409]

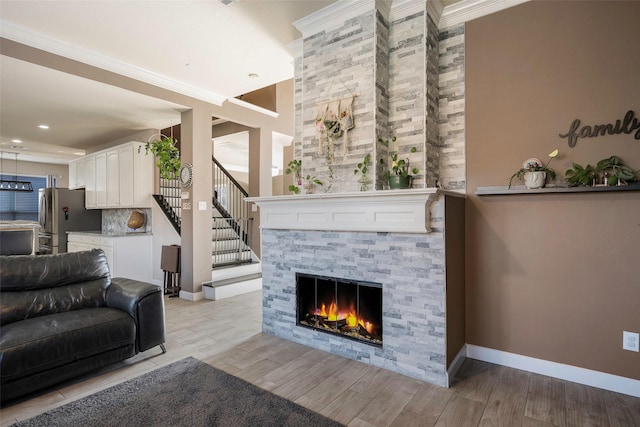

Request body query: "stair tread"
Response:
[211, 259, 255, 269]
[212, 248, 251, 255]
[204, 273, 262, 288]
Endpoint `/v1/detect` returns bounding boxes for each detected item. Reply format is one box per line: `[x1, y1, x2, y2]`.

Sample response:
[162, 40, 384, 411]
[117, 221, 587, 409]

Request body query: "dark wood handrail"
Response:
[212, 156, 248, 197]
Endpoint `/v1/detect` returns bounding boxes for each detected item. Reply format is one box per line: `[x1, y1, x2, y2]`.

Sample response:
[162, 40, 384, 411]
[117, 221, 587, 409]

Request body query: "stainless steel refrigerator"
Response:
[38, 188, 102, 254]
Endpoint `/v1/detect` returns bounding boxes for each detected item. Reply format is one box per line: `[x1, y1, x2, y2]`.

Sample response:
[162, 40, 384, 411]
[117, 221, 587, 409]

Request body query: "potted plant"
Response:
[566, 155, 637, 187]
[595, 155, 637, 186]
[353, 153, 372, 191]
[378, 136, 419, 190]
[303, 175, 323, 194]
[565, 162, 596, 187]
[285, 159, 303, 194]
[508, 149, 558, 189]
[138, 135, 181, 179]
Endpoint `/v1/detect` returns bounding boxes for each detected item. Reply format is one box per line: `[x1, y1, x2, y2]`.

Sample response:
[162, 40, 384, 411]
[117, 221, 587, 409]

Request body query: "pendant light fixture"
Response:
[0, 152, 34, 192]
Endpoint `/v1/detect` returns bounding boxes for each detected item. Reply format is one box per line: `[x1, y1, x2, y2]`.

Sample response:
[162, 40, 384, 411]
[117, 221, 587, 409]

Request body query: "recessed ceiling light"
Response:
[11, 139, 22, 143]
[38, 124, 50, 129]
[248, 73, 259, 79]
[73, 152, 84, 156]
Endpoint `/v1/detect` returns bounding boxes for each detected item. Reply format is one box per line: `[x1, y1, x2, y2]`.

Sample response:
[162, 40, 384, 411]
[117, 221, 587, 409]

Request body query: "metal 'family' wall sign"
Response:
[559, 110, 640, 147]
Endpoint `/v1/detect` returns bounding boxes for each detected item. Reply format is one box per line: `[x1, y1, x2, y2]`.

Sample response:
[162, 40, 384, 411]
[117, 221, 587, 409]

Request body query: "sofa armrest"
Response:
[106, 278, 165, 353]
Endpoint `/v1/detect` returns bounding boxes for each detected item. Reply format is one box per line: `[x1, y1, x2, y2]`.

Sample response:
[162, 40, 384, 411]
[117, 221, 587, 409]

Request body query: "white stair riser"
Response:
[212, 262, 262, 281]
[212, 252, 251, 265]
[203, 278, 262, 300]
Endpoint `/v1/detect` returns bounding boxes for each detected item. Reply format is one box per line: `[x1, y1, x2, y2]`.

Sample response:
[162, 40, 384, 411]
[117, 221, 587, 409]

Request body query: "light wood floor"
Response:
[2, 290, 639, 426]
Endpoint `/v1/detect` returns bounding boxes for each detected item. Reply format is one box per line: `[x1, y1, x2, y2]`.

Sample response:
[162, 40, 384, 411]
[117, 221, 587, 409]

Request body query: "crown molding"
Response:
[225, 97, 279, 118]
[375, 0, 392, 21]
[427, 0, 445, 26]
[293, 0, 531, 36]
[387, 0, 443, 26]
[287, 38, 304, 57]
[389, 0, 425, 22]
[0, 20, 227, 106]
[293, 0, 373, 38]
[440, 0, 530, 28]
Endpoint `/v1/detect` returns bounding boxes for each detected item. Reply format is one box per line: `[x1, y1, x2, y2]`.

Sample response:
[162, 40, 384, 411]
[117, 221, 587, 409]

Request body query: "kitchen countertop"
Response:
[67, 231, 152, 237]
[0, 221, 39, 229]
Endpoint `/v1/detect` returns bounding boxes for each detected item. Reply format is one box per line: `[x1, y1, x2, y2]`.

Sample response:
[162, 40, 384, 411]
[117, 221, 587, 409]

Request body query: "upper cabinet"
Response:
[85, 155, 97, 208]
[95, 152, 107, 208]
[68, 157, 86, 189]
[81, 141, 154, 209]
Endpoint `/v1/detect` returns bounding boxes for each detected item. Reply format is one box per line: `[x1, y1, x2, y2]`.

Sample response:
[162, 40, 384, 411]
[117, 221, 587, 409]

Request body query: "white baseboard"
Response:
[466, 344, 640, 398]
[178, 290, 204, 301]
[446, 344, 467, 387]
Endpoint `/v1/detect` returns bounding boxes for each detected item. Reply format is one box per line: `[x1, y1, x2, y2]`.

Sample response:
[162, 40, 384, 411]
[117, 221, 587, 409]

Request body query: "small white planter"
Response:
[524, 171, 547, 189]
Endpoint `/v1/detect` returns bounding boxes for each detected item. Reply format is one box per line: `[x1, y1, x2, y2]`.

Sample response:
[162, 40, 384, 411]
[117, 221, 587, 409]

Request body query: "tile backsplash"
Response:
[102, 208, 152, 234]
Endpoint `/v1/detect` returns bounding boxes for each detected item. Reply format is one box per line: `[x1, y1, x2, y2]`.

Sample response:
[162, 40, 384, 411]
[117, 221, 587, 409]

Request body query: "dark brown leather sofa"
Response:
[0, 249, 166, 403]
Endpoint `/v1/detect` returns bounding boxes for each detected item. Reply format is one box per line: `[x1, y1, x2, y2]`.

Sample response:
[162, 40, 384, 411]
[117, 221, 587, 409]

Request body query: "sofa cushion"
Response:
[0, 250, 111, 326]
[0, 308, 135, 384]
[0, 279, 110, 326]
[0, 249, 110, 291]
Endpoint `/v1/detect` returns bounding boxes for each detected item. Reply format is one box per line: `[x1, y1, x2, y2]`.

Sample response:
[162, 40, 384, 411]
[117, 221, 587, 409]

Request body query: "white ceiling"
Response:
[0, 0, 467, 165]
[0, 0, 336, 164]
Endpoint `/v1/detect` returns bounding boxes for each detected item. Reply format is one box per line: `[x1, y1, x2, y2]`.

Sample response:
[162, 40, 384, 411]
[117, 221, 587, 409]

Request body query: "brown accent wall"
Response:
[466, 1, 640, 379]
[445, 195, 466, 367]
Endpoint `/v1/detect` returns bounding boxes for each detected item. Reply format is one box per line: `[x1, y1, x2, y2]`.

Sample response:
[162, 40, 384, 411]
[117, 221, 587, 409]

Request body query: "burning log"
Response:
[301, 312, 382, 346]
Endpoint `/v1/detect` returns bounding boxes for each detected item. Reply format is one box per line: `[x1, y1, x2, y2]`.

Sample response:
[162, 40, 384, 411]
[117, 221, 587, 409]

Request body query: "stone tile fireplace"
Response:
[249, 190, 465, 387]
[247, 0, 467, 388]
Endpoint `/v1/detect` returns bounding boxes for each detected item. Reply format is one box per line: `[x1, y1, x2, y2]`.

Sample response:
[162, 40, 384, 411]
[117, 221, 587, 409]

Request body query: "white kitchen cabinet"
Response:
[95, 152, 107, 208]
[81, 141, 153, 209]
[68, 159, 77, 189]
[84, 155, 96, 208]
[119, 144, 134, 207]
[69, 157, 86, 189]
[106, 149, 120, 207]
[76, 157, 86, 188]
[67, 232, 152, 282]
[118, 142, 153, 208]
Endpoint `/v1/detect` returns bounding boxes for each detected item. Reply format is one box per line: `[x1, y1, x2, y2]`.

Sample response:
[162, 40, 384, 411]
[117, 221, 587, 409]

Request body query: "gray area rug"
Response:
[13, 357, 344, 427]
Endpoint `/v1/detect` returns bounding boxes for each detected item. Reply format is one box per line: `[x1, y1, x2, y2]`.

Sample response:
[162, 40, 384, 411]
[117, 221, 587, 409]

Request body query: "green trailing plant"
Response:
[288, 185, 300, 194]
[139, 135, 181, 179]
[353, 153, 372, 191]
[324, 147, 335, 193]
[508, 149, 558, 188]
[285, 159, 302, 177]
[285, 159, 303, 194]
[378, 136, 419, 179]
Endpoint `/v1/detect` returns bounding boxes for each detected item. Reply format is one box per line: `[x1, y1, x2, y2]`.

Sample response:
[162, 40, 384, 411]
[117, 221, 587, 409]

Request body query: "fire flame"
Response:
[314, 302, 374, 334]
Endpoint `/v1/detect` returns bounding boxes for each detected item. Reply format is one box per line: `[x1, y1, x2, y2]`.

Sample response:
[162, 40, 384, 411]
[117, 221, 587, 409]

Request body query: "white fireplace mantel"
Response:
[247, 188, 458, 234]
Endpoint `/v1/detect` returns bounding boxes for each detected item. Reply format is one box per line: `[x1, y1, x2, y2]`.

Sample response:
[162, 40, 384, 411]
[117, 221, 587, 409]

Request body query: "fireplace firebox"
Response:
[296, 273, 382, 347]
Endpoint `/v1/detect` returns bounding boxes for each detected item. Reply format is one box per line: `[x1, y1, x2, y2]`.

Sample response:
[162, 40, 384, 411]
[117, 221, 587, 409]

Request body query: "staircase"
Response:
[154, 156, 261, 300]
[156, 177, 182, 234]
